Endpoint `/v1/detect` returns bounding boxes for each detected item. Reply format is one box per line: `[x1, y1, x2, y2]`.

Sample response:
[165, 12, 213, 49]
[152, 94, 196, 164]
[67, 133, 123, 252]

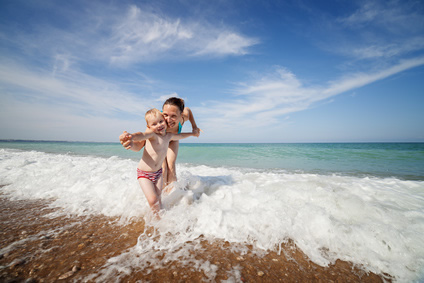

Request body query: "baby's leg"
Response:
[166, 140, 180, 184]
[138, 178, 162, 213]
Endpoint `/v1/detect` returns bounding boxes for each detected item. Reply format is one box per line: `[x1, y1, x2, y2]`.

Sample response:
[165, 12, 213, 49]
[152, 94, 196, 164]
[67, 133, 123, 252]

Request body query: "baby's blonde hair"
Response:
[145, 108, 163, 125]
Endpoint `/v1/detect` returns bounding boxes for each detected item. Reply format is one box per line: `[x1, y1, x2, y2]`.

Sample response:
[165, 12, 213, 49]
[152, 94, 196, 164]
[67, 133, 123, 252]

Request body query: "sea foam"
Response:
[1, 148, 424, 282]
[0, 149, 146, 220]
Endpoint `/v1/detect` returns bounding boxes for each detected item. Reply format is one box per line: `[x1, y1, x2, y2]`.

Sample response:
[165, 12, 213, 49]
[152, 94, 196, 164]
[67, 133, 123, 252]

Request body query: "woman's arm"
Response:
[183, 107, 200, 135]
[171, 132, 196, 141]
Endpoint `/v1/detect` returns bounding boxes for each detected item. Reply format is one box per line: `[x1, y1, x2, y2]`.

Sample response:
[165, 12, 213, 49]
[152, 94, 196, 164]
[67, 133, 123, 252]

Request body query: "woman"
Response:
[119, 97, 200, 187]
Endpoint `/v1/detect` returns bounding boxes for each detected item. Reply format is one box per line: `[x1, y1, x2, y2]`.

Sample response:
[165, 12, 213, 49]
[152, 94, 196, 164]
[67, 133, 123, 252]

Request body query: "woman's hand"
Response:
[192, 127, 201, 137]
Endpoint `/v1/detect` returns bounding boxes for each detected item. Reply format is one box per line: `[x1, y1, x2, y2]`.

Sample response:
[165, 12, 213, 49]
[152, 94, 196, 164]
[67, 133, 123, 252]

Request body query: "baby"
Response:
[123, 108, 198, 214]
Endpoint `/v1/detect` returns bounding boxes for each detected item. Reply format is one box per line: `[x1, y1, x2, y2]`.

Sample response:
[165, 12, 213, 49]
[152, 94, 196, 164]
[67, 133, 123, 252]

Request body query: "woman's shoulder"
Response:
[182, 107, 191, 121]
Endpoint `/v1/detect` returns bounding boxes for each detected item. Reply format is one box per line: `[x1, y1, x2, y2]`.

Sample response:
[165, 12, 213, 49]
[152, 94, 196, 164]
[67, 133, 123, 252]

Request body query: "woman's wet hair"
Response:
[163, 97, 185, 113]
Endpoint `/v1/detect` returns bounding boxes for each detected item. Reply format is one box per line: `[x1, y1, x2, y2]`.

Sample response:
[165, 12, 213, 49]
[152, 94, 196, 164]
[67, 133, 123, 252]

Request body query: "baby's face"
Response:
[147, 114, 167, 135]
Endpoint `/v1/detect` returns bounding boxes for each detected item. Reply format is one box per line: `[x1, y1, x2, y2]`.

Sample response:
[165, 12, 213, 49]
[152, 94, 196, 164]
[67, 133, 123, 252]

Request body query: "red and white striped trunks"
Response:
[137, 168, 163, 184]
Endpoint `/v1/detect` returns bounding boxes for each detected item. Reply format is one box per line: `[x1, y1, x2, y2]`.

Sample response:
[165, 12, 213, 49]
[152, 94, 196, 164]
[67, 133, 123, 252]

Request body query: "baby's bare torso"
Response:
[138, 133, 173, 171]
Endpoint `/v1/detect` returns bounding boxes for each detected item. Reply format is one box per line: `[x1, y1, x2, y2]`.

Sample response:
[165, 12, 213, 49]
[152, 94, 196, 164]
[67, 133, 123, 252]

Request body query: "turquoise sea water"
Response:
[1, 141, 423, 180]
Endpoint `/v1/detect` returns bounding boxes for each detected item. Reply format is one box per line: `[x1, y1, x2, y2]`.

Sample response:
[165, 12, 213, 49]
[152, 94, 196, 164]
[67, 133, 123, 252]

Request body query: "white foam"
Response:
[0, 149, 147, 221]
[1, 149, 424, 281]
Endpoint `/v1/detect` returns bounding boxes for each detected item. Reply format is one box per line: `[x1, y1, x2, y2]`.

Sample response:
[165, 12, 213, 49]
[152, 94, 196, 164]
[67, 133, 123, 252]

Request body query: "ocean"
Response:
[1, 141, 424, 282]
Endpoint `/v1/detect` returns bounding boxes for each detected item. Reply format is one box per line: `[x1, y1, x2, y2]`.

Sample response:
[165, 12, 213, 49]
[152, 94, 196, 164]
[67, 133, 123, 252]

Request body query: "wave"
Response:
[1, 149, 424, 281]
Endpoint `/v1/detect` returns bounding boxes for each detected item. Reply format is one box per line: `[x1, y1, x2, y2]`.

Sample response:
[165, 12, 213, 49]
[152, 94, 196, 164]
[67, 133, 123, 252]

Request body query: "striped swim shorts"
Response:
[137, 168, 163, 184]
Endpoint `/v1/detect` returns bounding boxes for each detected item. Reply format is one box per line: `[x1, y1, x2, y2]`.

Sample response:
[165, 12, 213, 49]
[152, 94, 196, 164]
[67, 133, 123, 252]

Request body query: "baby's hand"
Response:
[119, 131, 132, 142]
[119, 131, 133, 149]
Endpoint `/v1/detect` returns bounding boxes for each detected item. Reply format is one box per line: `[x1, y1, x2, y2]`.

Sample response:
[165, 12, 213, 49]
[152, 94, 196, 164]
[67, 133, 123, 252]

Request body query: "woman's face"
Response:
[162, 105, 182, 130]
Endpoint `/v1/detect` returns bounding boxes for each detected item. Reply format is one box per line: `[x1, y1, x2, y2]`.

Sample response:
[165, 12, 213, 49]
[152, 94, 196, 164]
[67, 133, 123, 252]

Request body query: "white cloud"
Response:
[0, 95, 142, 141]
[0, 61, 153, 118]
[155, 93, 180, 104]
[1, 1, 422, 143]
[335, 0, 424, 60]
[339, 2, 380, 26]
[338, 0, 424, 33]
[1, 3, 258, 67]
[106, 5, 258, 64]
[52, 53, 73, 75]
[350, 37, 424, 60]
[195, 57, 424, 139]
[0, 2, 259, 142]
[324, 57, 424, 96]
[0, 60, 162, 141]
[107, 6, 193, 64]
[195, 31, 259, 56]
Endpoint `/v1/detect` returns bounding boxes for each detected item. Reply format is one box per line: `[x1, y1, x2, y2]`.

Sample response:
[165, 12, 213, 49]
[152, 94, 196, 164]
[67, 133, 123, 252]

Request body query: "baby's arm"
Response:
[128, 140, 145, 152]
[119, 131, 148, 151]
[128, 126, 152, 151]
[130, 131, 155, 142]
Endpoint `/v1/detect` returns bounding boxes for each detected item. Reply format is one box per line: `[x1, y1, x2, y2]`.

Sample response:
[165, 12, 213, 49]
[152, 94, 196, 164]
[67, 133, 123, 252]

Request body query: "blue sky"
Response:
[0, 0, 423, 143]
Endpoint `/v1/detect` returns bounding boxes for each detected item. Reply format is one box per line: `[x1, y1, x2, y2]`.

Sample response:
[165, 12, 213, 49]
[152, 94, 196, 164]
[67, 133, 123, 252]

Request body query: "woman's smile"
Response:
[162, 105, 181, 130]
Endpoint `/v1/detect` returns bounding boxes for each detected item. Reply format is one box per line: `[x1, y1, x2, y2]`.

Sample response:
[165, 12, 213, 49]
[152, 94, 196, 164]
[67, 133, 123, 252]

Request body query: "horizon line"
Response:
[1, 139, 424, 144]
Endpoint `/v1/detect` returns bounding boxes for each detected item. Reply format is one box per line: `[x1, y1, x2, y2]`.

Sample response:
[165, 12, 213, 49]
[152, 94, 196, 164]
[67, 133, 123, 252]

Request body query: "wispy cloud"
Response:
[106, 5, 258, 64]
[338, 0, 424, 33]
[0, 94, 141, 141]
[196, 57, 424, 138]
[0, 3, 258, 67]
[1, 0, 422, 142]
[0, 1, 258, 141]
[335, 0, 424, 60]
[0, 59, 160, 141]
[324, 57, 424, 96]
[0, 61, 153, 118]
[194, 31, 257, 56]
[350, 39, 424, 60]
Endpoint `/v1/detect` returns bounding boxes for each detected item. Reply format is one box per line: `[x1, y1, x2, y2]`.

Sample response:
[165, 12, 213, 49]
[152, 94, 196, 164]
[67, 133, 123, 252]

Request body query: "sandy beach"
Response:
[0, 196, 388, 282]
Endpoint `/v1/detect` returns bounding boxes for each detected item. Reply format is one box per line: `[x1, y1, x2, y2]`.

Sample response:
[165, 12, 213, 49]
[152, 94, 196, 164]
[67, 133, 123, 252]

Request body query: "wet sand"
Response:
[0, 196, 390, 282]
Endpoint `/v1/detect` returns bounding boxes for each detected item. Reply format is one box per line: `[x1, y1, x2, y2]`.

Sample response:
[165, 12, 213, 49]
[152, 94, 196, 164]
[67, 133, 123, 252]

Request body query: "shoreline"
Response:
[0, 197, 389, 282]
